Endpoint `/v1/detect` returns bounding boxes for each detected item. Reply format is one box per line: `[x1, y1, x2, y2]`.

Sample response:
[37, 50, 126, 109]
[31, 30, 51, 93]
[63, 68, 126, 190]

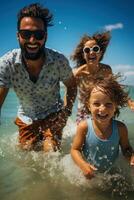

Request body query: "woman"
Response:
[71, 31, 112, 123]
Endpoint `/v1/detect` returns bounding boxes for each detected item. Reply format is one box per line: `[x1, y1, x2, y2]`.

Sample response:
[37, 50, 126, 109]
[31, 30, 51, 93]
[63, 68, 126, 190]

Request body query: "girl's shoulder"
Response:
[78, 119, 88, 128]
[116, 120, 126, 128]
[115, 120, 128, 137]
[77, 119, 89, 136]
[114, 120, 130, 147]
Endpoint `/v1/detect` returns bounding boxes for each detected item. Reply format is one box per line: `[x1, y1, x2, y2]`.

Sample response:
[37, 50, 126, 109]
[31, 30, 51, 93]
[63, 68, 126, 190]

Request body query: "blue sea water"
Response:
[0, 86, 134, 200]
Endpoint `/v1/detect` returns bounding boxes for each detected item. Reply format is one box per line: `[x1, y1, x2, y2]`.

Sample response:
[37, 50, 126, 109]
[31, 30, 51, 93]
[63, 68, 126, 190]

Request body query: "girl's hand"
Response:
[130, 154, 134, 166]
[82, 162, 97, 179]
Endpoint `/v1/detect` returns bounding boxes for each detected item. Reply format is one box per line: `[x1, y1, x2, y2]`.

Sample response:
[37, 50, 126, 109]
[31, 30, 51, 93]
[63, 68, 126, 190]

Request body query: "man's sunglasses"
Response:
[83, 45, 100, 54]
[19, 30, 46, 40]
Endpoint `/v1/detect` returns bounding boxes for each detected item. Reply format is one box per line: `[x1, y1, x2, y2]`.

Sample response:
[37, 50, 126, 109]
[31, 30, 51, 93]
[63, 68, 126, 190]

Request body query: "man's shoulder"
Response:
[46, 48, 68, 62]
[46, 47, 63, 56]
[0, 49, 21, 64]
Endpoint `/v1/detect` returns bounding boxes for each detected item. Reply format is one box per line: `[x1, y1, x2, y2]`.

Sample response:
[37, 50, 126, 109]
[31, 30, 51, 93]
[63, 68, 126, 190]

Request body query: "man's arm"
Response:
[49, 74, 77, 133]
[0, 87, 9, 122]
[63, 74, 77, 116]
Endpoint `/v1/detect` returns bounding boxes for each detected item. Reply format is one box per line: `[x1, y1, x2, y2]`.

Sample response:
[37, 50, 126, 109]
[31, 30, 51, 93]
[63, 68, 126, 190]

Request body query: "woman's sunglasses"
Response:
[19, 30, 46, 40]
[83, 45, 100, 54]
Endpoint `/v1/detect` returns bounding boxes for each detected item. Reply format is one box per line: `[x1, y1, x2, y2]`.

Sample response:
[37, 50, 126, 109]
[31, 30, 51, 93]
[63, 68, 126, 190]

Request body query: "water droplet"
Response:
[111, 146, 115, 150]
[103, 155, 107, 159]
[96, 146, 99, 151]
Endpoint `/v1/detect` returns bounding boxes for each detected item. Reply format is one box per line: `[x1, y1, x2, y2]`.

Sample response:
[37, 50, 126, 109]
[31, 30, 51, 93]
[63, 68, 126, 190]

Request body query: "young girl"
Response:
[71, 75, 134, 179]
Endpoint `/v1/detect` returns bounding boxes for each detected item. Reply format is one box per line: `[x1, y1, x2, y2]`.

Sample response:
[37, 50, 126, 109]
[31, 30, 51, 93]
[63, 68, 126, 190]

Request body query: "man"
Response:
[0, 3, 77, 151]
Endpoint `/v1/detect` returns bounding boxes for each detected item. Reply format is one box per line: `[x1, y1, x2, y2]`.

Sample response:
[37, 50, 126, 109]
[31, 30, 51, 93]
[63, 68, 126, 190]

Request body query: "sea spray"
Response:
[0, 118, 134, 199]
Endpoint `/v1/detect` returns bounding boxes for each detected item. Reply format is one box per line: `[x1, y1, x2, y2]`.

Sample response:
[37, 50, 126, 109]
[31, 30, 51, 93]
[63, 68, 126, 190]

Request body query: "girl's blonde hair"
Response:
[79, 74, 128, 117]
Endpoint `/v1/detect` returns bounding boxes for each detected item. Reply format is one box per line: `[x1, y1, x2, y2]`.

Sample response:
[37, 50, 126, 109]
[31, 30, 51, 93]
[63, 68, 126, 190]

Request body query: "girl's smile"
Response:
[88, 87, 117, 125]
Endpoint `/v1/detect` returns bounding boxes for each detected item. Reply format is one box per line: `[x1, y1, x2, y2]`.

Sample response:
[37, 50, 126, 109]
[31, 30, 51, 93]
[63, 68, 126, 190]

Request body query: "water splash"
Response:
[0, 119, 134, 199]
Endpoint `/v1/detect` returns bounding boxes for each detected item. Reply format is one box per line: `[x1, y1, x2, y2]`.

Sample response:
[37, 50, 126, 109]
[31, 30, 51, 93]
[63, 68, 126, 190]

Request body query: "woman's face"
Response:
[83, 39, 102, 65]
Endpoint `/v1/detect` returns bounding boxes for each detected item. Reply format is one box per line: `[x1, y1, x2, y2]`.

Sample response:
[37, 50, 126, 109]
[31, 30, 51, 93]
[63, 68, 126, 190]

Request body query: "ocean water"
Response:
[0, 86, 134, 200]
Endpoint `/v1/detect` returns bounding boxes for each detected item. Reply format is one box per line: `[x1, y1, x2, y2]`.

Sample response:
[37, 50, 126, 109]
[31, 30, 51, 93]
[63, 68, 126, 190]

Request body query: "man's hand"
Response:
[51, 108, 70, 131]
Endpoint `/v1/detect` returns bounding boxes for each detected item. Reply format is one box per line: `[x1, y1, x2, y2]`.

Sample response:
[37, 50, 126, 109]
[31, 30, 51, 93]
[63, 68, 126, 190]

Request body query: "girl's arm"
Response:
[71, 120, 97, 179]
[118, 121, 134, 166]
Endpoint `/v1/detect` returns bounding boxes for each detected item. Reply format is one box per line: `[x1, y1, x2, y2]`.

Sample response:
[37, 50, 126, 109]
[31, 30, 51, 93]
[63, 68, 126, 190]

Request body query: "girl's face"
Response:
[83, 39, 102, 65]
[88, 87, 117, 125]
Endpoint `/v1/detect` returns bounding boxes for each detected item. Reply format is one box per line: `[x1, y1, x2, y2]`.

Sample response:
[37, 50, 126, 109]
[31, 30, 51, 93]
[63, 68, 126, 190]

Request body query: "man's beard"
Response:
[20, 43, 45, 60]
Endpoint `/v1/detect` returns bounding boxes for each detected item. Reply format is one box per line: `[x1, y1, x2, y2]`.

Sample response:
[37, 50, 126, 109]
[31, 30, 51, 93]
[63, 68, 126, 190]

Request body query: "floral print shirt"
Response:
[0, 48, 73, 124]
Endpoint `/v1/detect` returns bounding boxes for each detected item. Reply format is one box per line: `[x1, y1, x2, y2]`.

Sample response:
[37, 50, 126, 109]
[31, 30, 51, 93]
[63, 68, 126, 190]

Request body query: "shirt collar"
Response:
[14, 49, 22, 65]
[14, 48, 55, 66]
[44, 48, 55, 65]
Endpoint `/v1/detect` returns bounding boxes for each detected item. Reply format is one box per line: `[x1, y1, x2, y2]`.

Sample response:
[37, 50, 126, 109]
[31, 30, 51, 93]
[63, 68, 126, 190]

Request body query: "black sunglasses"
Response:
[19, 30, 46, 40]
[83, 45, 100, 54]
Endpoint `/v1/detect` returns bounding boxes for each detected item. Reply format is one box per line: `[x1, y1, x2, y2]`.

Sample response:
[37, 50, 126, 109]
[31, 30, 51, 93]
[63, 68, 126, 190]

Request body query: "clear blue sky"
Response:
[0, 0, 134, 85]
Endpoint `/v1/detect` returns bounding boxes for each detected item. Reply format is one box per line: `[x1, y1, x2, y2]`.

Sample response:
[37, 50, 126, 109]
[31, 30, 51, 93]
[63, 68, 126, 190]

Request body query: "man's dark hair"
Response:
[17, 3, 53, 31]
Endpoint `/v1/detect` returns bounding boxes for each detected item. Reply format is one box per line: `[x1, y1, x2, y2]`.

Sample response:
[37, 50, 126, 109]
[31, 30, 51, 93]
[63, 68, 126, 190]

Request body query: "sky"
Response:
[0, 0, 134, 85]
